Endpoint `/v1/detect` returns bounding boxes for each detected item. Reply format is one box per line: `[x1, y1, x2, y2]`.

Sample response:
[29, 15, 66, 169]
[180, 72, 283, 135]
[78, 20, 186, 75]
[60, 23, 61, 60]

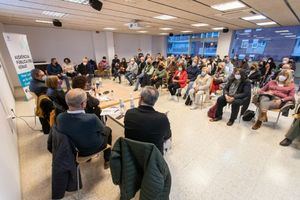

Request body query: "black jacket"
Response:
[47, 125, 82, 199]
[248, 71, 261, 83]
[46, 88, 68, 111]
[85, 93, 102, 118]
[29, 78, 47, 96]
[137, 61, 146, 75]
[223, 79, 251, 100]
[124, 105, 172, 154]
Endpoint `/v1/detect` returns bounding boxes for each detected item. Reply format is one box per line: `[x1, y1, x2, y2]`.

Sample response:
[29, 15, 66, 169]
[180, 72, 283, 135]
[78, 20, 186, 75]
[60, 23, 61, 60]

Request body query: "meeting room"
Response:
[0, 0, 300, 199]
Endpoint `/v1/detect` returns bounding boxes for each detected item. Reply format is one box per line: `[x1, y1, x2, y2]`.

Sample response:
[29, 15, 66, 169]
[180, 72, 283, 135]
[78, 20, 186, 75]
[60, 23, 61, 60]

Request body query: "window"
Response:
[230, 26, 300, 62]
[167, 32, 219, 56]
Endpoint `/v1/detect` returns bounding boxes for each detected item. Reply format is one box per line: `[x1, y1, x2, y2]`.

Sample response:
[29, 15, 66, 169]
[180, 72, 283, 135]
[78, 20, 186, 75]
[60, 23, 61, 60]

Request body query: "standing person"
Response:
[111, 55, 120, 77]
[55, 88, 112, 169]
[168, 63, 187, 99]
[47, 58, 71, 90]
[124, 86, 171, 155]
[151, 62, 167, 89]
[261, 57, 276, 85]
[125, 58, 138, 85]
[210, 68, 251, 126]
[62, 58, 77, 78]
[224, 55, 234, 79]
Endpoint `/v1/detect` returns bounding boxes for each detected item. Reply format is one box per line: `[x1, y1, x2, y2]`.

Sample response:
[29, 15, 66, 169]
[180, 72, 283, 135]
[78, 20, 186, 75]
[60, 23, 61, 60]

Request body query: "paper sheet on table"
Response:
[98, 95, 111, 101]
[100, 107, 121, 116]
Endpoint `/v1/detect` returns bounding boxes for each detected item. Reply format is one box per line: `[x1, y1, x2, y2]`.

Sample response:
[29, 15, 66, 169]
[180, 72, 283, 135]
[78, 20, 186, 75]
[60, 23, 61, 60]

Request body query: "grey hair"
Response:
[140, 86, 159, 106]
[65, 88, 87, 108]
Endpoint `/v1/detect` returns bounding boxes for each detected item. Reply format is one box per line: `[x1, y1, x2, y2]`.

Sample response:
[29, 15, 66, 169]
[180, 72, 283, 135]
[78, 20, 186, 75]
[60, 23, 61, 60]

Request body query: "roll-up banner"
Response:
[3, 33, 34, 100]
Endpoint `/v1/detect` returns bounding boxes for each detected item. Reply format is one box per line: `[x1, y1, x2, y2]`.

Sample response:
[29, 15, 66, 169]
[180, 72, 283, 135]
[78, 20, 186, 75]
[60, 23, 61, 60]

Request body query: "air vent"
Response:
[214, 8, 258, 19]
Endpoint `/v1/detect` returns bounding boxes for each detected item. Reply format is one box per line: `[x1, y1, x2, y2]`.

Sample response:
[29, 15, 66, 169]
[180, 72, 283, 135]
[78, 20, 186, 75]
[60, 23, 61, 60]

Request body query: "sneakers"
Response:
[279, 138, 292, 146]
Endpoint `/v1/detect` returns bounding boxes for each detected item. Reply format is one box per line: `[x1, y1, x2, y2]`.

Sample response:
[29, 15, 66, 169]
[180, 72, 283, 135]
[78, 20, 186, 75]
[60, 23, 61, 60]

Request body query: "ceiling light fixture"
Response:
[63, 0, 89, 4]
[242, 15, 266, 21]
[137, 31, 148, 33]
[211, 1, 246, 11]
[159, 33, 169, 35]
[280, 32, 294, 35]
[154, 15, 177, 20]
[191, 23, 209, 27]
[159, 27, 173, 30]
[103, 27, 116, 30]
[212, 27, 224, 30]
[256, 21, 276, 26]
[275, 30, 289, 33]
[42, 10, 67, 18]
[181, 30, 193, 33]
[35, 20, 53, 24]
[284, 35, 296, 38]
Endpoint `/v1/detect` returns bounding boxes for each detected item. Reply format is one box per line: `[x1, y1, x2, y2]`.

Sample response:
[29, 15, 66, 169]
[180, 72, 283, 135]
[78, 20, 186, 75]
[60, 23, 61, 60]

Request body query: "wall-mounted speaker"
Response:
[53, 19, 62, 27]
[222, 28, 229, 33]
[89, 0, 103, 11]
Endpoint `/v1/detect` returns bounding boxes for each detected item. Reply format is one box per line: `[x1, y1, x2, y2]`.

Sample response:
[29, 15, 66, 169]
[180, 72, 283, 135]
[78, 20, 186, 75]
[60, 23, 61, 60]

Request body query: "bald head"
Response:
[65, 88, 87, 110]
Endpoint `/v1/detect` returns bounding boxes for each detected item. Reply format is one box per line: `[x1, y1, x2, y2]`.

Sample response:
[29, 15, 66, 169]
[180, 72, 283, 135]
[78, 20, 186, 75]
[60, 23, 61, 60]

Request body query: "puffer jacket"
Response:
[110, 137, 171, 200]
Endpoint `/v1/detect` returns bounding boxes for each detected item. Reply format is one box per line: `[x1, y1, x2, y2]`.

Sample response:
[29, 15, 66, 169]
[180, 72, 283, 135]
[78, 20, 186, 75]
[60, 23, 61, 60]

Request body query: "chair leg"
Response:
[77, 165, 80, 199]
[274, 111, 281, 128]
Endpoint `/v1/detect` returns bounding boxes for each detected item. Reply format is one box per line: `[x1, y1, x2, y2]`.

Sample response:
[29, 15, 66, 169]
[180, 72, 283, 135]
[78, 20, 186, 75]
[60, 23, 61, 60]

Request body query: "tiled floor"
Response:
[16, 80, 300, 200]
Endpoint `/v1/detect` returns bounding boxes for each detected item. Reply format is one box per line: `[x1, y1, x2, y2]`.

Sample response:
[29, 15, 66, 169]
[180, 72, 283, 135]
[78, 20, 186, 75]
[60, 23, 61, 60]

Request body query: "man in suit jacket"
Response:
[124, 86, 172, 154]
[56, 88, 112, 169]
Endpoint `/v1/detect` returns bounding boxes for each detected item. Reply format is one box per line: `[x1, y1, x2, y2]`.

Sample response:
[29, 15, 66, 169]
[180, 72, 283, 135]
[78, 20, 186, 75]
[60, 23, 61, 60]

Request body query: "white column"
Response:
[216, 30, 233, 58]
[105, 32, 115, 64]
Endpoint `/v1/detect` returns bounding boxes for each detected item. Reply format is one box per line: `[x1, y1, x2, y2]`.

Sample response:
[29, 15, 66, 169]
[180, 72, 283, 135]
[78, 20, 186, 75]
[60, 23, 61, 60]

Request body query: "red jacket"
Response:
[259, 80, 295, 102]
[173, 70, 187, 88]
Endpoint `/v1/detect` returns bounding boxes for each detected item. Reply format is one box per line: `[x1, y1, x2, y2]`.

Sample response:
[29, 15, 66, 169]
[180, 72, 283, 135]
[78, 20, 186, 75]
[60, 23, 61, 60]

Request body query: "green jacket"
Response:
[143, 64, 155, 76]
[110, 137, 171, 200]
[154, 68, 167, 79]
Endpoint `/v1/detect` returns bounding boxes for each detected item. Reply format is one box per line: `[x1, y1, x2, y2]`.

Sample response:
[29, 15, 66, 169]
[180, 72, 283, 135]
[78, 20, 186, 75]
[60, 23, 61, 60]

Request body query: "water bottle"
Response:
[130, 93, 135, 109]
[119, 99, 125, 115]
[95, 80, 100, 90]
[99, 78, 102, 87]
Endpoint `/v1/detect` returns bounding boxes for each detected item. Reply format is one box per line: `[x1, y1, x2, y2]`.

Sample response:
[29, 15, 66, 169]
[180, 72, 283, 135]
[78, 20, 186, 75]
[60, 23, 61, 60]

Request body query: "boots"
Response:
[252, 120, 262, 130]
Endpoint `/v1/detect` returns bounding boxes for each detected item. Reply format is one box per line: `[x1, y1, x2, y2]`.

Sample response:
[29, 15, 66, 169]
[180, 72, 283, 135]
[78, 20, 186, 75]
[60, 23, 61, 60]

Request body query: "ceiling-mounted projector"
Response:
[128, 20, 142, 30]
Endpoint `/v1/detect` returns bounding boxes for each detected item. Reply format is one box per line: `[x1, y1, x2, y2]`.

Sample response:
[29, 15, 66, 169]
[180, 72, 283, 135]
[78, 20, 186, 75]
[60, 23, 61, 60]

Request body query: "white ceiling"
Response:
[0, 0, 299, 35]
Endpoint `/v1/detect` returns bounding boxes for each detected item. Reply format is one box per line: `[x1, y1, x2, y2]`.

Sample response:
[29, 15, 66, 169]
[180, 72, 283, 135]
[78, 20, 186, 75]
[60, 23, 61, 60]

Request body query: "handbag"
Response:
[207, 103, 218, 119]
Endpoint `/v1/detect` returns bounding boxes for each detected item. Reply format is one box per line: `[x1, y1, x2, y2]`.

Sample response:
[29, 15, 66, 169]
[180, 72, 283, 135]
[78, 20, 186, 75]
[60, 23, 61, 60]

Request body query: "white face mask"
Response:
[192, 62, 197, 67]
[178, 67, 182, 71]
[41, 75, 46, 81]
[278, 75, 287, 82]
[201, 71, 206, 76]
[235, 74, 241, 80]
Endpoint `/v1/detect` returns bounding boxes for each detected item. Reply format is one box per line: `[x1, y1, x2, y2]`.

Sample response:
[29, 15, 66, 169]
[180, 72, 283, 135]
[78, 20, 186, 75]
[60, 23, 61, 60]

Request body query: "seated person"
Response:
[125, 58, 138, 85]
[151, 62, 167, 89]
[97, 56, 110, 71]
[124, 86, 171, 154]
[166, 58, 177, 85]
[46, 75, 68, 112]
[252, 70, 295, 130]
[47, 58, 70, 90]
[168, 63, 187, 99]
[62, 57, 77, 78]
[248, 63, 261, 86]
[279, 105, 300, 146]
[134, 57, 154, 91]
[210, 62, 225, 97]
[183, 57, 201, 99]
[56, 88, 112, 169]
[77, 57, 95, 85]
[112, 58, 126, 84]
[188, 66, 212, 110]
[29, 68, 47, 96]
[72, 76, 102, 118]
[210, 68, 251, 126]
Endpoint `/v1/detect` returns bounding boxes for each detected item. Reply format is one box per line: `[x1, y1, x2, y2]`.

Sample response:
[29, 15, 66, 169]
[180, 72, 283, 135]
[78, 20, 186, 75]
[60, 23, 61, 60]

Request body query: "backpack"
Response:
[207, 103, 218, 119]
[242, 110, 255, 121]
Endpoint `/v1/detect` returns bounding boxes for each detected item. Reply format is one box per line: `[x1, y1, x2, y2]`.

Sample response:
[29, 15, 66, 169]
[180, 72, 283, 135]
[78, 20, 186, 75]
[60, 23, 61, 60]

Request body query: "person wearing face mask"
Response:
[77, 57, 94, 85]
[29, 68, 48, 96]
[124, 58, 138, 85]
[223, 55, 234, 79]
[261, 57, 276, 86]
[151, 62, 167, 89]
[47, 58, 71, 90]
[188, 66, 212, 110]
[252, 70, 295, 130]
[134, 57, 154, 91]
[168, 63, 187, 99]
[183, 57, 201, 99]
[210, 68, 251, 126]
[111, 54, 120, 76]
[248, 63, 261, 86]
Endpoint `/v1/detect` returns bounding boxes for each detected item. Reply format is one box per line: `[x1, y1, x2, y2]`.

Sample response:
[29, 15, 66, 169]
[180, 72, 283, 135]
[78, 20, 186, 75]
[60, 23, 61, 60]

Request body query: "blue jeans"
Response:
[184, 81, 194, 96]
[60, 75, 70, 90]
[134, 72, 144, 90]
[125, 72, 136, 84]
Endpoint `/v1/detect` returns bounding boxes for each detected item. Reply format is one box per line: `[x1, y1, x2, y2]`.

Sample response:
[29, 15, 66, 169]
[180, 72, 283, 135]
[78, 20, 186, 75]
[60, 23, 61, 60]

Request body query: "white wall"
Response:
[0, 56, 21, 200]
[152, 36, 167, 57]
[92, 31, 108, 63]
[216, 30, 233, 58]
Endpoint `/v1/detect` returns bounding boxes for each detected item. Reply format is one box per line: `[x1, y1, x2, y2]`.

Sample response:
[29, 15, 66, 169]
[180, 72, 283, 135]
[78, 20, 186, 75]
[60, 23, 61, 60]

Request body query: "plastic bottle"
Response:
[119, 99, 125, 115]
[111, 90, 114, 100]
[130, 93, 135, 109]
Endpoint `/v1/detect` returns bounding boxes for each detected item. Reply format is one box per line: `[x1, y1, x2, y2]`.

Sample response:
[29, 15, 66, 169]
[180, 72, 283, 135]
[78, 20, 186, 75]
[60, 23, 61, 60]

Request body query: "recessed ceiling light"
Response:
[275, 30, 289, 33]
[42, 10, 67, 18]
[211, 1, 246, 11]
[280, 32, 294, 35]
[159, 27, 173, 30]
[145, 25, 152, 28]
[191, 23, 209, 27]
[137, 31, 148, 33]
[256, 21, 276, 26]
[181, 30, 193, 33]
[212, 27, 224, 30]
[284, 35, 296, 38]
[103, 27, 116, 30]
[242, 15, 266, 21]
[63, 0, 89, 4]
[35, 20, 53, 24]
[154, 15, 177, 20]
[159, 33, 169, 35]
